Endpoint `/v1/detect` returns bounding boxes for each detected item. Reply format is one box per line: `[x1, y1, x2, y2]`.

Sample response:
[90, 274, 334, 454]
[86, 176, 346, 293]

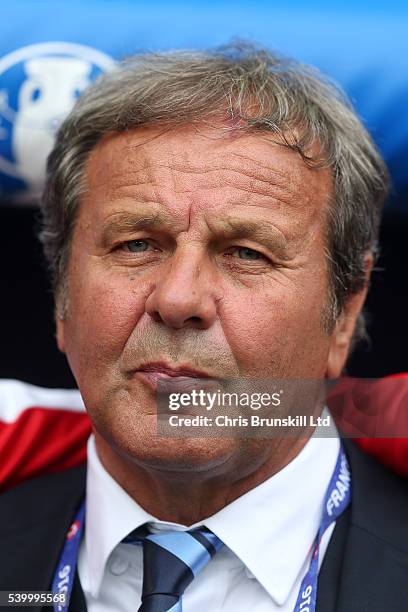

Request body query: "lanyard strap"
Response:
[293, 447, 351, 612]
[52, 445, 351, 612]
[52, 501, 85, 612]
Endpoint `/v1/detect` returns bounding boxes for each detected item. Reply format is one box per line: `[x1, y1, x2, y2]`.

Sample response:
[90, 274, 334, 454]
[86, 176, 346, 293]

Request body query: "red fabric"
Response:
[327, 373, 408, 477]
[0, 406, 91, 492]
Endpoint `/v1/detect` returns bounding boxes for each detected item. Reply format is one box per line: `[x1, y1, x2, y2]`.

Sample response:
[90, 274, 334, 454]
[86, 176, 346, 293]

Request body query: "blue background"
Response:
[0, 0, 407, 211]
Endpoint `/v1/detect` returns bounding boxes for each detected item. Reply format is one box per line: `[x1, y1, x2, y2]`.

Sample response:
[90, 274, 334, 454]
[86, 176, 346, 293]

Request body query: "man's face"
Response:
[57, 125, 360, 473]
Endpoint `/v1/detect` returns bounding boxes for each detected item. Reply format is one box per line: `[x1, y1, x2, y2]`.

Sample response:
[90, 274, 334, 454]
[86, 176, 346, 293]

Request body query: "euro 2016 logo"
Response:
[0, 42, 114, 203]
[66, 519, 81, 540]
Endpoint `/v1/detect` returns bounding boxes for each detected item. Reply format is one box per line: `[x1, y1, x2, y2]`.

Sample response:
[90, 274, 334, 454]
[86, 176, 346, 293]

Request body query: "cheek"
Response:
[221, 280, 331, 376]
[64, 269, 147, 378]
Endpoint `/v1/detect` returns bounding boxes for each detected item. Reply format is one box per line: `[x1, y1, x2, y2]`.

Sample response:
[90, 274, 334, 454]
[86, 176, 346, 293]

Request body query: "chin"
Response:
[114, 425, 240, 475]
[90, 390, 243, 476]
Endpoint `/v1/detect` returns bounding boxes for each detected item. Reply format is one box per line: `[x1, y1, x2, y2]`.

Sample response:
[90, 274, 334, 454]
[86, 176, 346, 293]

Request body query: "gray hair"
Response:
[39, 41, 389, 344]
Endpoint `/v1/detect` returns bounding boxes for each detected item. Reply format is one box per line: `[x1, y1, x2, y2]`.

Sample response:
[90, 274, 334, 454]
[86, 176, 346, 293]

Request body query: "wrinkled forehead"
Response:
[82, 124, 334, 222]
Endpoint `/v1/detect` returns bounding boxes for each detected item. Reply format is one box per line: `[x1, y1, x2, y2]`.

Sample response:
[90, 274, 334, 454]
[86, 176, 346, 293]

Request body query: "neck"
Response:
[93, 432, 311, 525]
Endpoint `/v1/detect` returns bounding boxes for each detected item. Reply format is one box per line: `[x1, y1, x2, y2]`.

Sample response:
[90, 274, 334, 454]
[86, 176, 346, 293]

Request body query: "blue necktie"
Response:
[123, 524, 224, 611]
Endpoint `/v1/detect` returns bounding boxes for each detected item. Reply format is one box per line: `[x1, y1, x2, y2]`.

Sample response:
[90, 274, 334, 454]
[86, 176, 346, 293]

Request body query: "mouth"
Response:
[133, 361, 216, 392]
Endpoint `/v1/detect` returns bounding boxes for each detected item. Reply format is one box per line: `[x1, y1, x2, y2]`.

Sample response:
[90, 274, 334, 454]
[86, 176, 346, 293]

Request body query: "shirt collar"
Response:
[204, 430, 340, 604]
[84, 423, 340, 604]
[84, 436, 154, 596]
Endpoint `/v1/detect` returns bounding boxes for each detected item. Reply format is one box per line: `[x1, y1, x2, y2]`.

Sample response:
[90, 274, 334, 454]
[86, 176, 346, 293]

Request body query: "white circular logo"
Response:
[0, 41, 115, 202]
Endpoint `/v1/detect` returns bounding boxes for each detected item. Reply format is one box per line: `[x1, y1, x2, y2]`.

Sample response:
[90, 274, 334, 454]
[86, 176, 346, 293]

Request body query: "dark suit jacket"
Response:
[0, 439, 407, 612]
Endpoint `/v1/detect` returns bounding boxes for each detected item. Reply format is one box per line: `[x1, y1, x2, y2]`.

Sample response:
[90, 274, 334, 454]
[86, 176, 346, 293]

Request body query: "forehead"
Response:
[82, 124, 333, 226]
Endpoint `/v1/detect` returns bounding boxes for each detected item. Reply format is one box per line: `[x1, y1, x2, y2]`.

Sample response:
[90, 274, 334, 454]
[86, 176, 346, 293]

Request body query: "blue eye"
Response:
[125, 239, 150, 252]
[235, 247, 262, 260]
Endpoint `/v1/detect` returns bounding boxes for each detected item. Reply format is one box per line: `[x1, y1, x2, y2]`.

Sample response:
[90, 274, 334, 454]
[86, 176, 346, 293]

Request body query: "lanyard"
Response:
[52, 445, 351, 612]
[293, 446, 351, 612]
[52, 501, 85, 612]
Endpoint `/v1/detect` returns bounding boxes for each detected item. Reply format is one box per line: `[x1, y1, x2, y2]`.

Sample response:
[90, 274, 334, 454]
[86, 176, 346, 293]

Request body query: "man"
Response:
[1, 42, 407, 612]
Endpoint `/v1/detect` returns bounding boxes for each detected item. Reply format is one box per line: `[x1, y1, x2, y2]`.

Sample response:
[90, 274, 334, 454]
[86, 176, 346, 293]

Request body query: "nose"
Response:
[145, 248, 218, 330]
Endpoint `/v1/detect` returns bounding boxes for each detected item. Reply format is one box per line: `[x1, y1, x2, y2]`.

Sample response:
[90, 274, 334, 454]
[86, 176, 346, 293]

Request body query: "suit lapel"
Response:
[318, 439, 408, 611]
[0, 464, 86, 610]
[316, 506, 350, 612]
[336, 522, 408, 611]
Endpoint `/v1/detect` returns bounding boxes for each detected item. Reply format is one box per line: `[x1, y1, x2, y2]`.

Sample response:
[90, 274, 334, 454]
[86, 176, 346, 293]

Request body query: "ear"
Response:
[326, 254, 373, 378]
[55, 302, 66, 354]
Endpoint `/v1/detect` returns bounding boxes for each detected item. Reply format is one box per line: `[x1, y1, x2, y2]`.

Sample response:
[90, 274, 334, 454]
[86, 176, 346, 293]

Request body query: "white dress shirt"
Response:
[78, 428, 340, 611]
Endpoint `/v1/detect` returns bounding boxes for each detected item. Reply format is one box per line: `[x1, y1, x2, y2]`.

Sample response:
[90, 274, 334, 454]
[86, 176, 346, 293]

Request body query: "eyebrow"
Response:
[99, 210, 290, 258]
[99, 209, 173, 246]
[210, 216, 290, 258]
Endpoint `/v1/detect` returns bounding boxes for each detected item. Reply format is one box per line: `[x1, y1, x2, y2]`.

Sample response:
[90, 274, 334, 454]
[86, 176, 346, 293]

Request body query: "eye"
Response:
[123, 239, 152, 253]
[230, 247, 264, 260]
